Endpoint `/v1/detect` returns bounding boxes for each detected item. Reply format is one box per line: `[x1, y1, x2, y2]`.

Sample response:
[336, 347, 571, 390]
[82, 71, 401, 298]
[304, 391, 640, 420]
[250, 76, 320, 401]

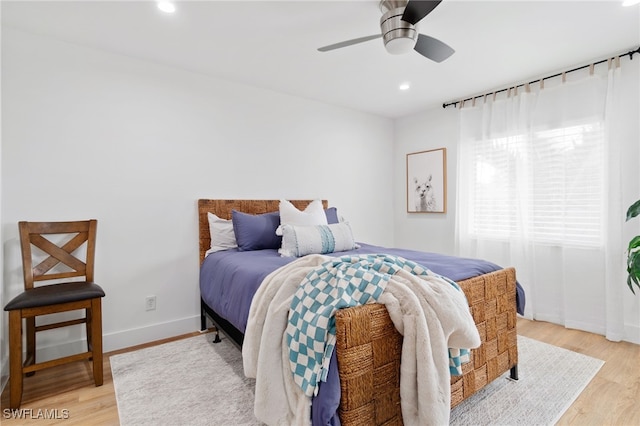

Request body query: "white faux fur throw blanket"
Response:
[243, 254, 480, 426]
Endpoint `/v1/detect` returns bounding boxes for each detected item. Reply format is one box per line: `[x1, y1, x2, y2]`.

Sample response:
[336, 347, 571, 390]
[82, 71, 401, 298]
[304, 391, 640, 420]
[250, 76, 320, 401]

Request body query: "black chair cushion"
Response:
[4, 282, 105, 311]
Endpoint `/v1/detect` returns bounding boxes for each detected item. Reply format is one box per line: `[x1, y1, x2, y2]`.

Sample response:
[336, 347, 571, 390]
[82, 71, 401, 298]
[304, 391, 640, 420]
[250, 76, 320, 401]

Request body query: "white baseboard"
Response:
[0, 315, 202, 395]
[37, 314, 202, 360]
[103, 315, 202, 353]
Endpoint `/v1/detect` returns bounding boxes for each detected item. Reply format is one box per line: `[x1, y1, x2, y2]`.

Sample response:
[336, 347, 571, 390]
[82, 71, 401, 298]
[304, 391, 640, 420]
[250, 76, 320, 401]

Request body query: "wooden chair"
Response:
[3, 220, 105, 409]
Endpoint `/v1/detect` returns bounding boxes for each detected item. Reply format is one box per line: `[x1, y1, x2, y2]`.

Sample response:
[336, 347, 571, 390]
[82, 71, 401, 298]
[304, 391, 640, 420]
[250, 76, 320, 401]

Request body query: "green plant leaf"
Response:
[627, 250, 640, 294]
[628, 235, 640, 252]
[625, 199, 640, 294]
[626, 199, 640, 221]
[628, 276, 637, 294]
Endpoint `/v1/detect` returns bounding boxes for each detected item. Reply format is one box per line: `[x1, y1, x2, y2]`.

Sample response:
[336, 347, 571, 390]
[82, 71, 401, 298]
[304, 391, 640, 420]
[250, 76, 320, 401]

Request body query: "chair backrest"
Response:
[19, 220, 97, 290]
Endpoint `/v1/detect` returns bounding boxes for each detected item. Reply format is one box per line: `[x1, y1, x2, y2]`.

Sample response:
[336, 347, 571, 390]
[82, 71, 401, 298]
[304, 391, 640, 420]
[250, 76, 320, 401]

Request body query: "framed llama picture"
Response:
[406, 148, 446, 213]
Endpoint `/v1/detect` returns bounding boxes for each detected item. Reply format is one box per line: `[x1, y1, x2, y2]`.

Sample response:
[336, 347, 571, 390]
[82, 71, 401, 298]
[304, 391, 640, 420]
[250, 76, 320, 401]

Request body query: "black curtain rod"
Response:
[442, 46, 640, 109]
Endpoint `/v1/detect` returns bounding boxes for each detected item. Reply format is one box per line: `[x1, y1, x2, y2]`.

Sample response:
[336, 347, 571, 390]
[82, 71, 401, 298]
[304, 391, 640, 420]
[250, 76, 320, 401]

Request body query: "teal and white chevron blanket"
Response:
[243, 253, 480, 426]
[286, 253, 471, 397]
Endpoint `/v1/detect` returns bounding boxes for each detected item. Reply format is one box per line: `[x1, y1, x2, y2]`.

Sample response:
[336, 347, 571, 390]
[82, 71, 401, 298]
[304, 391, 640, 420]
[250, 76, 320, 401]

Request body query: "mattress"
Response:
[199, 241, 524, 334]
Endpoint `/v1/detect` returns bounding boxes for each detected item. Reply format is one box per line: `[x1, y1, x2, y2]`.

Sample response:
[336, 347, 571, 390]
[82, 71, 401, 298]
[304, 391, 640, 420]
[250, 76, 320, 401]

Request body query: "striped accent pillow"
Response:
[279, 222, 358, 257]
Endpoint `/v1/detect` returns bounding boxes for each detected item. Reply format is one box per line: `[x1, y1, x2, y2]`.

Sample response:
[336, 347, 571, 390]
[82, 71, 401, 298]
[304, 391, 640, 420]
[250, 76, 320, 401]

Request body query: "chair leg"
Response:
[25, 316, 36, 377]
[86, 307, 93, 355]
[9, 310, 23, 409]
[90, 298, 103, 386]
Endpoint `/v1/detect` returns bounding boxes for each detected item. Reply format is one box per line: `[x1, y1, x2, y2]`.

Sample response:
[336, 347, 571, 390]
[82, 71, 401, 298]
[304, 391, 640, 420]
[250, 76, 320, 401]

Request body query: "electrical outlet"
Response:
[145, 295, 156, 311]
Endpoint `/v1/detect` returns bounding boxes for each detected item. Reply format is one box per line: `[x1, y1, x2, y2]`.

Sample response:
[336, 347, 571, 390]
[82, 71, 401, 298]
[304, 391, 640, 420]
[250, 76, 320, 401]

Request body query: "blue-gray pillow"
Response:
[232, 210, 281, 251]
[325, 207, 339, 224]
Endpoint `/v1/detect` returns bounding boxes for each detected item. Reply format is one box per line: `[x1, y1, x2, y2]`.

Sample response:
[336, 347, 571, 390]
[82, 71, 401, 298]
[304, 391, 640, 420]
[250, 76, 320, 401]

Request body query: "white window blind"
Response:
[471, 122, 605, 247]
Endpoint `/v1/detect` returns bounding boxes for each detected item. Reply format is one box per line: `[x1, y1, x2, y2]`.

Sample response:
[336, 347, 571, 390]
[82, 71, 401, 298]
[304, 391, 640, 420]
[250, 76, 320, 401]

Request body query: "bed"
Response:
[198, 199, 521, 425]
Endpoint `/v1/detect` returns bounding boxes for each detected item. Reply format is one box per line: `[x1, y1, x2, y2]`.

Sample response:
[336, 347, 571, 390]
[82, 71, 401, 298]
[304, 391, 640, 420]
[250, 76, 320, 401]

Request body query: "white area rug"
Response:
[111, 334, 257, 426]
[450, 335, 604, 425]
[111, 333, 603, 426]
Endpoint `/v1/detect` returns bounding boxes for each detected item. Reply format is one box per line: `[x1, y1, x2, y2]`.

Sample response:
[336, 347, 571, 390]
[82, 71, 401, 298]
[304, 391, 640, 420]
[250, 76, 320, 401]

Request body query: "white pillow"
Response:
[279, 222, 359, 257]
[276, 199, 328, 236]
[205, 212, 237, 256]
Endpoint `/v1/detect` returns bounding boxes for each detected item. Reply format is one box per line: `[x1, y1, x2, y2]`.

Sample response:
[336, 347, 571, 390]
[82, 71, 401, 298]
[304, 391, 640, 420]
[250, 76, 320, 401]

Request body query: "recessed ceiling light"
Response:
[622, 0, 640, 6]
[399, 83, 410, 91]
[157, 1, 176, 14]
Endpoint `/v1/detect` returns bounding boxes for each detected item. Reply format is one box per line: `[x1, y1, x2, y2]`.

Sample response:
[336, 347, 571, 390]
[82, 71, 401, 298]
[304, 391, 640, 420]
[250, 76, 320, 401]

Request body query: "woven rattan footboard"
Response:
[334, 267, 518, 425]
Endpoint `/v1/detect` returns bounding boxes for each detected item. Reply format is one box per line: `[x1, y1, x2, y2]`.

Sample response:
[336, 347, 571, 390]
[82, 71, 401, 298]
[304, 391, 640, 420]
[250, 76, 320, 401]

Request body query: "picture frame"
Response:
[406, 148, 447, 213]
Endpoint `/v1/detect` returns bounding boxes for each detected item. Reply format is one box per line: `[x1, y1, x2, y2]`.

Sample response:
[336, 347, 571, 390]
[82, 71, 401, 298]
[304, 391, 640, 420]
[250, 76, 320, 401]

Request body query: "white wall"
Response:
[394, 59, 640, 344]
[0, 27, 395, 379]
[393, 107, 459, 255]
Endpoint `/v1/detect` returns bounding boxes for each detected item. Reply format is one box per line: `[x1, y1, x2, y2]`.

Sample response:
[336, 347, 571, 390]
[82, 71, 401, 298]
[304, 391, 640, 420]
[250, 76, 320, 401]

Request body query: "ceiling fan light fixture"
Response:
[316, 0, 453, 63]
[384, 34, 418, 54]
[380, 6, 418, 54]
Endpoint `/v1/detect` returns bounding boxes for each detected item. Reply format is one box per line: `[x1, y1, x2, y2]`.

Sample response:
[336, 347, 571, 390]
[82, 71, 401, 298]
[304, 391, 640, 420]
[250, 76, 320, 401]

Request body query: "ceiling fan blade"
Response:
[318, 34, 382, 52]
[402, 0, 442, 25]
[414, 34, 454, 62]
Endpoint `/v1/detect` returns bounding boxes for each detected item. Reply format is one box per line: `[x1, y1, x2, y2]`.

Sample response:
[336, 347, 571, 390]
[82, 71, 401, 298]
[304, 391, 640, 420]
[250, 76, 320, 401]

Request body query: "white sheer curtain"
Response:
[456, 62, 625, 340]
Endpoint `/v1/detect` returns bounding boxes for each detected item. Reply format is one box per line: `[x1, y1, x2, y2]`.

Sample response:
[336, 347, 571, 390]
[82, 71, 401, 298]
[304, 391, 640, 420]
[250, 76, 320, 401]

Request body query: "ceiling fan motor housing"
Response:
[379, 1, 418, 55]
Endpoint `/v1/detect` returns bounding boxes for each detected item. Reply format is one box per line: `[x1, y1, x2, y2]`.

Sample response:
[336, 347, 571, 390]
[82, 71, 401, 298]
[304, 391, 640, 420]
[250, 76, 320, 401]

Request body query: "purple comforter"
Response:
[199, 242, 525, 426]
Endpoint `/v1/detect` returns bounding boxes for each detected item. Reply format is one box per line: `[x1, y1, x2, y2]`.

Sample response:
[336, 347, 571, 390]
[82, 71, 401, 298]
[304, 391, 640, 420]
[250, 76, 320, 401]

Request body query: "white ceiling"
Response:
[3, 0, 639, 118]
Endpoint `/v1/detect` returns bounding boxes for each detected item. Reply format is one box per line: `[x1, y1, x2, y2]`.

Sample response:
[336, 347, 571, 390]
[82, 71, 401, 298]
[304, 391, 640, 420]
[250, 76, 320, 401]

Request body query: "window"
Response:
[471, 122, 604, 247]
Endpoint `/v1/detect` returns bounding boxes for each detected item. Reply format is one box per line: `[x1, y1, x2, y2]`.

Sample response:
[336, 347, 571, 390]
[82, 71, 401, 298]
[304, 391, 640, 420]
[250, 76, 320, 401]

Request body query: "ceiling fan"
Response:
[318, 0, 454, 63]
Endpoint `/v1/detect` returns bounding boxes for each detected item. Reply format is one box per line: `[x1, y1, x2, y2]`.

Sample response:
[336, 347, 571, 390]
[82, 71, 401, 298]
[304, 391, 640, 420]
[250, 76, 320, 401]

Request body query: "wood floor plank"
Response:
[517, 318, 640, 426]
[1, 320, 638, 425]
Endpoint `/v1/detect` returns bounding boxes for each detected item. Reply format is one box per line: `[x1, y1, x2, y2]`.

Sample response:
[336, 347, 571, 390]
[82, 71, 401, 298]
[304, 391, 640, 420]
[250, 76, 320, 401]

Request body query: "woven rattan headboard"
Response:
[198, 199, 328, 264]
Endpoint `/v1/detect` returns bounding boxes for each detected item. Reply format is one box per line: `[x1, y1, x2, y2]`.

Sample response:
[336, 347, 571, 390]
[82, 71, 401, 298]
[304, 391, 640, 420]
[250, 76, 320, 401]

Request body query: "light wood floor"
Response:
[1, 318, 639, 425]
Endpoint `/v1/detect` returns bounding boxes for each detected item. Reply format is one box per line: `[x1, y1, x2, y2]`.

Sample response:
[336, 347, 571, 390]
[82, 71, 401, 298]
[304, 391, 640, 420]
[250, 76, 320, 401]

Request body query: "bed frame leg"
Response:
[199, 297, 244, 346]
[200, 299, 207, 331]
[201, 298, 222, 343]
[510, 365, 519, 380]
